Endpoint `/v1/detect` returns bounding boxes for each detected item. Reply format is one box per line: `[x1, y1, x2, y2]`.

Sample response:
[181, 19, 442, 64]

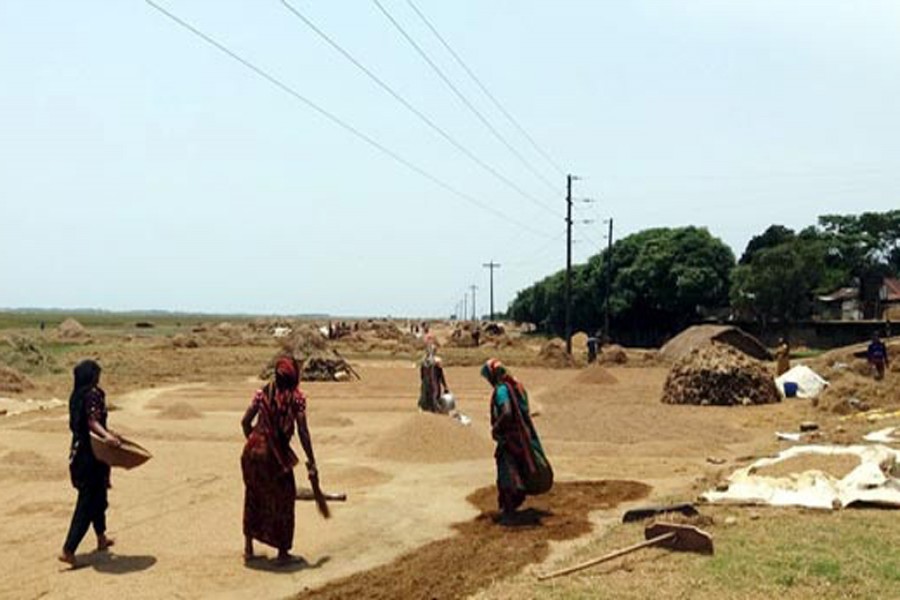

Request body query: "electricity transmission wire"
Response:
[371, 0, 561, 196]
[504, 229, 567, 269]
[279, 0, 556, 218]
[405, 0, 567, 179]
[144, 0, 553, 240]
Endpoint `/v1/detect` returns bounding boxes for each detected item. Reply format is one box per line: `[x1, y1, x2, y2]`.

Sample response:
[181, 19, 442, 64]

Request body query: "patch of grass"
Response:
[480, 506, 900, 600]
[791, 349, 825, 359]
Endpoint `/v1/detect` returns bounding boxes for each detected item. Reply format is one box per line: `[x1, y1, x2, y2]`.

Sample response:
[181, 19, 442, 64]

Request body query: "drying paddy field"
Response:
[1, 313, 898, 599]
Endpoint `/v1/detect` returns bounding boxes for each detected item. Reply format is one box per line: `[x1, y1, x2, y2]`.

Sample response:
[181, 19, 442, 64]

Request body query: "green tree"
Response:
[509, 226, 735, 338]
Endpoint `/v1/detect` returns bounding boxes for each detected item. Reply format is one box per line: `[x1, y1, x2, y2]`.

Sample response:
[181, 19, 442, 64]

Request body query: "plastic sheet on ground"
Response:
[864, 427, 899, 444]
[702, 444, 900, 510]
[775, 365, 828, 399]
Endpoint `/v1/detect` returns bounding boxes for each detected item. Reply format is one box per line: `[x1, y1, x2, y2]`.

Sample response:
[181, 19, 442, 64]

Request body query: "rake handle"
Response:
[537, 531, 676, 581]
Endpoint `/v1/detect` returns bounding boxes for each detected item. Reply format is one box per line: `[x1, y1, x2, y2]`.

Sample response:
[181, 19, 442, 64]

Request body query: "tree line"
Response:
[507, 210, 900, 344]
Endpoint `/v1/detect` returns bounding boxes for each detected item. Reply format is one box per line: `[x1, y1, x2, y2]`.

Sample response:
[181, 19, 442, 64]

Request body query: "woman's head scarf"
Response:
[69, 359, 101, 435]
[480, 358, 525, 395]
[274, 356, 300, 392]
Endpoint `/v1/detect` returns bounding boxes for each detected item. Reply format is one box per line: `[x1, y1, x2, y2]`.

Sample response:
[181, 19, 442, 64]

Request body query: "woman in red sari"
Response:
[241, 356, 318, 563]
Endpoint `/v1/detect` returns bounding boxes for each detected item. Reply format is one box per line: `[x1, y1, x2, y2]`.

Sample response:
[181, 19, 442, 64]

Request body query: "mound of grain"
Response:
[661, 342, 780, 406]
[280, 324, 329, 359]
[575, 365, 618, 385]
[0, 365, 34, 394]
[753, 454, 860, 480]
[371, 413, 493, 463]
[58, 318, 88, 338]
[538, 338, 576, 368]
[598, 344, 628, 365]
[171, 334, 201, 349]
[156, 401, 203, 420]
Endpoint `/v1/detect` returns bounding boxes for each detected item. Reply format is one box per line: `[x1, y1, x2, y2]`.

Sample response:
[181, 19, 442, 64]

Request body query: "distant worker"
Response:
[775, 338, 791, 376]
[418, 346, 450, 413]
[586, 334, 599, 363]
[472, 327, 481, 347]
[422, 324, 437, 349]
[60, 360, 121, 567]
[867, 333, 889, 381]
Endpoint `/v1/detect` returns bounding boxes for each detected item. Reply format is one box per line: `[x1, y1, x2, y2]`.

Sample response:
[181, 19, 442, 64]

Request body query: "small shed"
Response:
[817, 287, 863, 321]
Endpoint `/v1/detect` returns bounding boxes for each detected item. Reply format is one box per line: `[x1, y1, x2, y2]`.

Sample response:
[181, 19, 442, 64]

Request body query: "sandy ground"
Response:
[0, 362, 822, 600]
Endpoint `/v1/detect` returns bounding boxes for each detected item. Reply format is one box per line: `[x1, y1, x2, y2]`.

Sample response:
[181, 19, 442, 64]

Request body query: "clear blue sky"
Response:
[2, 1, 898, 316]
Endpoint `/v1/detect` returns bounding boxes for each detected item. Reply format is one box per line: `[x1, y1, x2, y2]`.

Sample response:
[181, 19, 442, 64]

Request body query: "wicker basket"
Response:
[90, 433, 152, 469]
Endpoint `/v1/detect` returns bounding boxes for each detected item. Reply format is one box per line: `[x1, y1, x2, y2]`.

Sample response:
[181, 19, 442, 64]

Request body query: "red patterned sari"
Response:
[241, 386, 306, 551]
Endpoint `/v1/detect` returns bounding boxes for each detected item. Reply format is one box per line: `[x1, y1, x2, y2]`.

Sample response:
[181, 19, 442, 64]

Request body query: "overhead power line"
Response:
[371, 0, 561, 196]
[144, 0, 553, 240]
[279, 0, 556, 218]
[405, 0, 567, 179]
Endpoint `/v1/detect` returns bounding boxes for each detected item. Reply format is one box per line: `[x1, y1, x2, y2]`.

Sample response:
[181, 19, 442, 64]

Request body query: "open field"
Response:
[1, 315, 898, 599]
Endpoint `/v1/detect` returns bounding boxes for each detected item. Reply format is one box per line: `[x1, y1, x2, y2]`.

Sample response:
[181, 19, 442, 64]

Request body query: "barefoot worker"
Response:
[418, 345, 450, 413]
[241, 356, 319, 563]
[481, 359, 553, 524]
[60, 360, 120, 566]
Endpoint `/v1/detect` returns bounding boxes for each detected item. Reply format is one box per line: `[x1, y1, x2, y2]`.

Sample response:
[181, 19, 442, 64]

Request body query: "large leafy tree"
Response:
[508, 226, 734, 337]
[732, 210, 899, 325]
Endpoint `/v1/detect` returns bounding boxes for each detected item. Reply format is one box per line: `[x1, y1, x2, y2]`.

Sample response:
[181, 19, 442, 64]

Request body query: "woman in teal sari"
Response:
[481, 358, 552, 523]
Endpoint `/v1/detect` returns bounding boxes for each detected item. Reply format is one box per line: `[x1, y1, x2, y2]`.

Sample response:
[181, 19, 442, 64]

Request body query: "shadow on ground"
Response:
[244, 555, 331, 574]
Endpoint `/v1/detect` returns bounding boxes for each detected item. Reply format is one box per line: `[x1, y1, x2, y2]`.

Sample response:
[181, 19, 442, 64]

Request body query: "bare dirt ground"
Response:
[0, 338, 882, 600]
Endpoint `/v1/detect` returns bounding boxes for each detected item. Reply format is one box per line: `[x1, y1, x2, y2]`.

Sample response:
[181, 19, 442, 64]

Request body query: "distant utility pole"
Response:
[565, 174, 576, 354]
[463, 295, 467, 322]
[470, 285, 478, 321]
[482, 261, 501, 321]
[604, 218, 614, 341]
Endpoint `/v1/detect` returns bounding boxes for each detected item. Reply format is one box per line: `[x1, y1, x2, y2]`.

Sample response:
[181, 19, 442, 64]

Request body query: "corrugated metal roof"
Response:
[818, 287, 859, 303]
[883, 278, 900, 302]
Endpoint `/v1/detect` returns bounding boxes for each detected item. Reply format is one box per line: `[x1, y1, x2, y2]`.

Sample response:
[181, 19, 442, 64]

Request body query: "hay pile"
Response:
[58, 318, 89, 339]
[261, 344, 359, 383]
[302, 355, 357, 382]
[367, 321, 405, 341]
[279, 324, 329, 359]
[661, 342, 780, 406]
[0, 336, 57, 374]
[0, 365, 34, 394]
[598, 344, 628, 365]
[660, 325, 771, 362]
[571, 331, 589, 351]
[486, 333, 524, 350]
[538, 338, 576, 368]
[445, 325, 478, 348]
[170, 334, 201, 349]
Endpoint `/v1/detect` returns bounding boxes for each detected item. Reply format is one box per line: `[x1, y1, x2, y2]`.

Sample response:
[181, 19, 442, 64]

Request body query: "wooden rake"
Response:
[538, 522, 714, 581]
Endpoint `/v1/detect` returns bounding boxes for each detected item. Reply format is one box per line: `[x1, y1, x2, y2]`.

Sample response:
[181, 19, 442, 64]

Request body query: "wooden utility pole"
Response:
[463, 294, 467, 322]
[470, 285, 478, 321]
[482, 261, 501, 321]
[604, 218, 613, 341]
[565, 174, 574, 354]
